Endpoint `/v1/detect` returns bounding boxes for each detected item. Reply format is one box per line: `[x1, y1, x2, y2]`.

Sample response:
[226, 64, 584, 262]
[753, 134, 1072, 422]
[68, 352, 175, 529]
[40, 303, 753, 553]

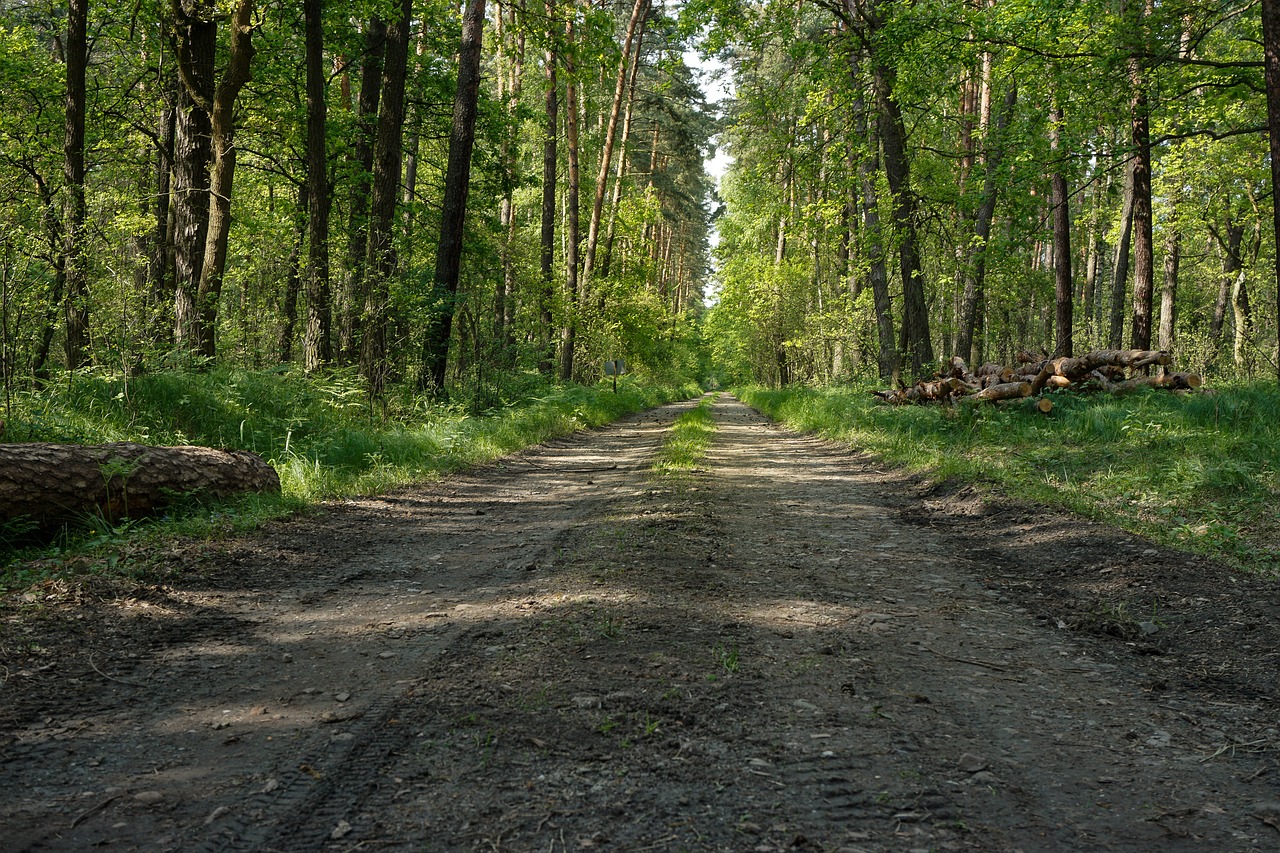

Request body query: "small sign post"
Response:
[603, 358, 626, 392]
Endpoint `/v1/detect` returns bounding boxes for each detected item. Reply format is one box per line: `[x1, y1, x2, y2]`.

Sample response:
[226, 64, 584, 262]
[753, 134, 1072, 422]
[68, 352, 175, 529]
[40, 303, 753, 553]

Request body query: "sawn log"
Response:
[0, 443, 280, 527]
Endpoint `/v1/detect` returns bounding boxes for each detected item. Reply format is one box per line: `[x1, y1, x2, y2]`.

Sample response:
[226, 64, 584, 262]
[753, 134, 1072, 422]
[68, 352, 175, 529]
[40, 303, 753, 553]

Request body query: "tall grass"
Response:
[1, 367, 701, 573]
[740, 382, 1280, 575]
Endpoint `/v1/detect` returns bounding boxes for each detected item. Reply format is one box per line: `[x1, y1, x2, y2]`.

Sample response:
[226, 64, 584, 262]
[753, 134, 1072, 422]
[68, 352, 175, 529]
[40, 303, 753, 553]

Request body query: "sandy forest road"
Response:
[2, 393, 1279, 851]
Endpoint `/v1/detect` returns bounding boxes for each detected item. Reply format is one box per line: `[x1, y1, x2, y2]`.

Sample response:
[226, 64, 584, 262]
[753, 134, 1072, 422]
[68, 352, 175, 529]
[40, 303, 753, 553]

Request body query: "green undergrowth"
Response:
[739, 382, 1280, 576]
[653, 393, 718, 477]
[1, 367, 701, 582]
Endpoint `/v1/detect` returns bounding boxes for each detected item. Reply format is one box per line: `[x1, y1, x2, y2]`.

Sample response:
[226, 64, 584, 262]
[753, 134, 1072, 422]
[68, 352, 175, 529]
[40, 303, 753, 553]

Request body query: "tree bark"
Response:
[1158, 226, 1179, 351]
[871, 58, 933, 375]
[851, 57, 896, 382]
[0, 443, 279, 529]
[1049, 99, 1073, 358]
[1265, 0, 1280, 382]
[193, 0, 255, 361]
[957, 84, 1015, 366]
[359, 0, 412, 396]
[560, 11, 581, 382]
[170, 7, 215, 354]
[1108, 156, 1135, 349]
[62, 0, 90, 370]
[539, 0, 559, 375]
[1129, 63, 1154, 352]
[338, 17, 385, 363]
[583, 0, 648, 281]
[303, 0, 332, 371]
[421, 0, 487, 392]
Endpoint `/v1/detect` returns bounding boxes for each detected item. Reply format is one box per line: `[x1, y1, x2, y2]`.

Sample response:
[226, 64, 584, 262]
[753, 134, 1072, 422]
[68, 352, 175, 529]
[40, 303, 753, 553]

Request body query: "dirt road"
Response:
[3, 394, 1279, 851]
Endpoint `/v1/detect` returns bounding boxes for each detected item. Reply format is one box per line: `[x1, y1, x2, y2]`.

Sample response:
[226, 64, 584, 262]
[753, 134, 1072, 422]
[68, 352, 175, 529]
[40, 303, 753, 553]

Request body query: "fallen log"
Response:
[972, 380, 1032, 402]
[0, 443, 280, 528]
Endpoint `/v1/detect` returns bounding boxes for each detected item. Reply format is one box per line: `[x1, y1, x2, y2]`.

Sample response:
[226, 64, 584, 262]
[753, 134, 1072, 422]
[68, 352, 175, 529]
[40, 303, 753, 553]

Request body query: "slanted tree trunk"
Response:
[583, 0, 648, 281]
[421, 0, 487, 392]
[62, 0, 90, 369]
[359, 0, 412, 396]
[0, 443, 279, 530]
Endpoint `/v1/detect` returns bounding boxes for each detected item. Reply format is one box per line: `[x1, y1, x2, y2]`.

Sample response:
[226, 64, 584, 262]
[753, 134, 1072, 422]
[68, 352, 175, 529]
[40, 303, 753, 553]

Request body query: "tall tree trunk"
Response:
[1265, 0, 1280, 381]
[1210, 219, 1244, 341]
[62, 0, 90, 369]
[1108, 157, 1135, 348]
[195, 0, 255, 361]
[279, 185, 308, 363]
[303, 0, 332, 371]
[1049, 99, 1073, 358]
[583, 0, 648, 281]
[599, 18, 645, 280]
[338, 17, 385, 363]
[359, 0, 413, 396]
[956, 84, 1015, 366]
[1232, 267, 1252, 368]
[1129, 79, 1154, 352]
[1158, 227, 1179, 351]
[148, 68, 178, 349]
[539, 0, 559, 375]
[170, 7, 215, 354]
[851, 58, 896, 381]
[495, 0, 525, 353]
[871, 60, 933, 375]
[560, 11, 581, 382]
[421, 0, 487, 392]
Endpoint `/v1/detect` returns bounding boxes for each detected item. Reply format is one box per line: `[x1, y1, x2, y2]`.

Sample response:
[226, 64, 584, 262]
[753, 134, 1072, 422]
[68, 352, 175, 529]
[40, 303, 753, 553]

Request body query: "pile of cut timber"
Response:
[873, 349, 1202, 410]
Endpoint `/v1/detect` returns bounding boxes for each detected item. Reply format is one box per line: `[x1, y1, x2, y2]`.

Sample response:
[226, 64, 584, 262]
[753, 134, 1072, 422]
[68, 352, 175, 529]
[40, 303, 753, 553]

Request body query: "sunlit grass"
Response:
[740, 382, 1280, 575]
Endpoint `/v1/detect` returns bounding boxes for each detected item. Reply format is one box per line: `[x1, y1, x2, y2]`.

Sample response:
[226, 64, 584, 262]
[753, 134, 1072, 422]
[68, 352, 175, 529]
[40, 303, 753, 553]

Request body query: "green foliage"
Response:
[740, 383, 1280, 575]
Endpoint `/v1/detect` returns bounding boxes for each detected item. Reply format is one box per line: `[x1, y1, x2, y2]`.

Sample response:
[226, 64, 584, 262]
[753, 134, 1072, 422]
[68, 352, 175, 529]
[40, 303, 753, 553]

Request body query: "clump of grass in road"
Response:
[653, 394, 718, 477]
[739, 382, 1280, 575]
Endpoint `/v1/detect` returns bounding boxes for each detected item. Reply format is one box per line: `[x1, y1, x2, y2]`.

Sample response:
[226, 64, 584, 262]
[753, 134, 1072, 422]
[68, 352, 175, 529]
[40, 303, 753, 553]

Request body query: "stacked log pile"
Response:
[873, 350, 1202, 409]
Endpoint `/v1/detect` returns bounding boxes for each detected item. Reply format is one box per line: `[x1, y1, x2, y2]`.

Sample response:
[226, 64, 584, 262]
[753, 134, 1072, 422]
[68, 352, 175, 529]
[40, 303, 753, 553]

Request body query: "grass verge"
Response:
[739, 382, 1280, 575]
[652, 394, 718, 478]
[1, 368, 701, 586]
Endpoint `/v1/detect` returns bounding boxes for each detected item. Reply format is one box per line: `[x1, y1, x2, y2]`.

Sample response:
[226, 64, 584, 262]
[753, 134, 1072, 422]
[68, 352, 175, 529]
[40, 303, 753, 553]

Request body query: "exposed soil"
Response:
[2, 393, 1279, 852]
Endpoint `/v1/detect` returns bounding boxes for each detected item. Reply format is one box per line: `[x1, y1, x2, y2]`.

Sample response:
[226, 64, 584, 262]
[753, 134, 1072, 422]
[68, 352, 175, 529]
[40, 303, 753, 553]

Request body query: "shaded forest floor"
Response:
[2, 395, 1279, 851]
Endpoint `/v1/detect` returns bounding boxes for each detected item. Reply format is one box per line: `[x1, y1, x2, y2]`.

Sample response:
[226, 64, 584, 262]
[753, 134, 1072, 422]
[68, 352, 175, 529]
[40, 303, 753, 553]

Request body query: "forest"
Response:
[3, 0, 1280, 400]
[0, 0, 713, 407]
